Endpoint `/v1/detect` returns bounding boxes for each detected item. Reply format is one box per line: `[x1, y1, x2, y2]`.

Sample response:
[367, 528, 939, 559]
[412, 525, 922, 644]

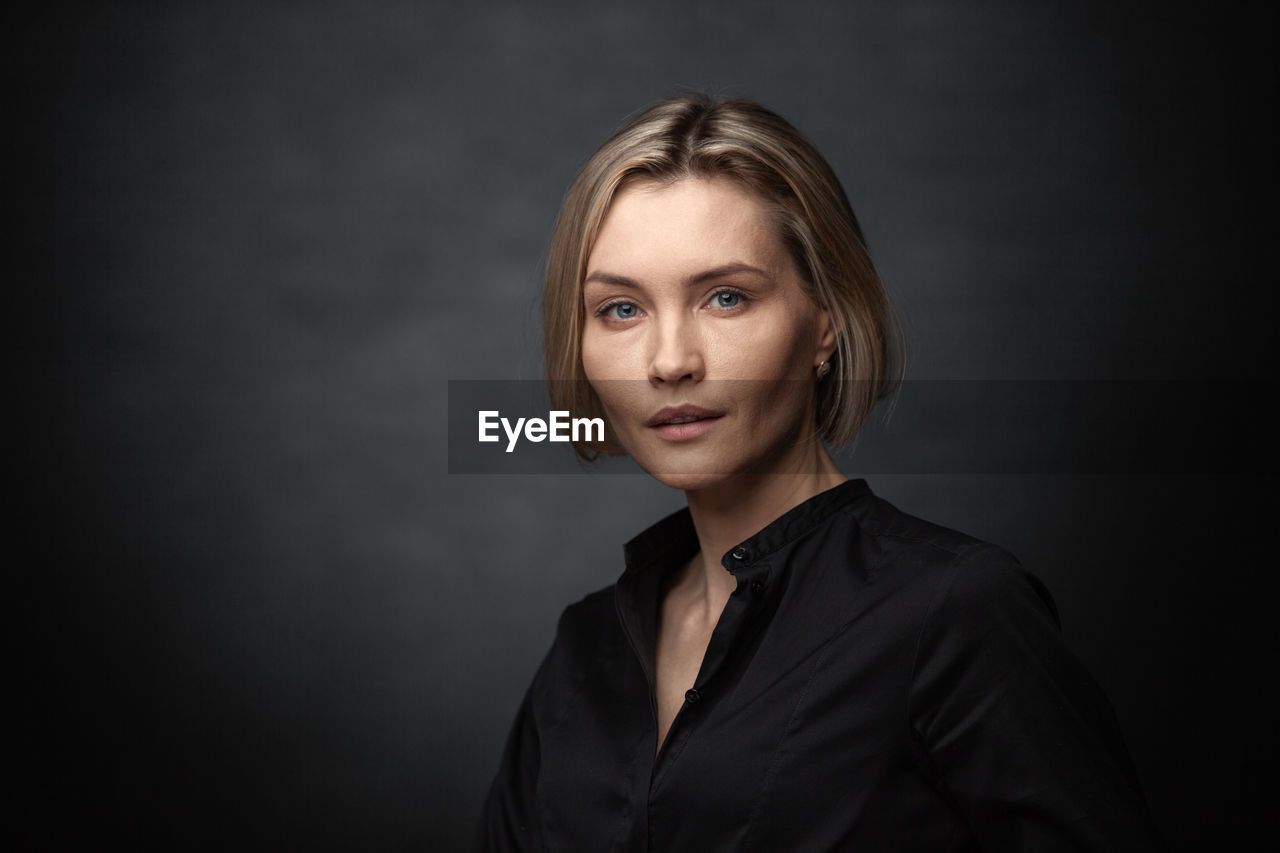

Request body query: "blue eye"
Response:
[602, 302, 639, 320]
[712, 290, 743, 309]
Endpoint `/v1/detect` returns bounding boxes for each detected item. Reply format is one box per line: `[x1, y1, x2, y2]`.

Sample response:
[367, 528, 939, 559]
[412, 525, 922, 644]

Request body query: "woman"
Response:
[481, 94, 1163, 851]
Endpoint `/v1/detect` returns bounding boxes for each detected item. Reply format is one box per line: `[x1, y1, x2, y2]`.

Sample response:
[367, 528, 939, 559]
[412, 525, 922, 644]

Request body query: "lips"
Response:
[646, 405, 723, 427]
[646, 405, 724, 441]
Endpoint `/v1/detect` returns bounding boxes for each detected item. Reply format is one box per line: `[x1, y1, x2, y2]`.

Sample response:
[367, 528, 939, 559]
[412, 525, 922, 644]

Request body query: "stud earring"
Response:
[816, 360, 832, 380]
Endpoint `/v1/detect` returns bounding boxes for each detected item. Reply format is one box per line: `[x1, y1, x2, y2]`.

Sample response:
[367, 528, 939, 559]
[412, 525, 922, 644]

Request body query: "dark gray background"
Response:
[20, 1, 1274, 849]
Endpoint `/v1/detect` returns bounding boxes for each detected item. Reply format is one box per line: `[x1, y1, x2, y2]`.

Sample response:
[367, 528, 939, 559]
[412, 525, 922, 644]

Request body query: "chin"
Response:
[626, 444, 750, 492]
[645, 467, 736, 493]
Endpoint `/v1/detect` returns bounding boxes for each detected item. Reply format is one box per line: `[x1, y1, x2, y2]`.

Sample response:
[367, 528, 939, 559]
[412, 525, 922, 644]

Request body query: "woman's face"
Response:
[581, 176, 835, 490]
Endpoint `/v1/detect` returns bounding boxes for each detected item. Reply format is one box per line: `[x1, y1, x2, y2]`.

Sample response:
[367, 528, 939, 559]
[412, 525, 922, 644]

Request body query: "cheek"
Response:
[581, 331, 642, 428]
[580, 329, 618, 391]
[708, 312, 813, 379]
[581, 326, 638, 382]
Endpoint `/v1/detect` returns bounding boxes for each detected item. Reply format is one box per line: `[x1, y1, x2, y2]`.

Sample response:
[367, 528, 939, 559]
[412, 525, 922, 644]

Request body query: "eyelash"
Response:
[594, 287, 752, 321]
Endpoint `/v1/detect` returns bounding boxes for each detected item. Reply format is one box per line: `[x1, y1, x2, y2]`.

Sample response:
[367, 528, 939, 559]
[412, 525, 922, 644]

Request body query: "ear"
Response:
[813, 309, 839, 367]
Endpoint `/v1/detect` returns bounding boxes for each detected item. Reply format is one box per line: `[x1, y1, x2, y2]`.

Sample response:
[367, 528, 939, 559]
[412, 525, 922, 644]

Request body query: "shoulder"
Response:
[844, 491, 1061, 630]
[553, 583, 618, 642]
[852, 492, 998, 564]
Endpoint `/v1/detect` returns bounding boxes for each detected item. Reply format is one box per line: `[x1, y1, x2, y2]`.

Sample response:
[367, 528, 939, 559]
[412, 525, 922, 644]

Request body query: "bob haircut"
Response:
[543, 93, 902, 459]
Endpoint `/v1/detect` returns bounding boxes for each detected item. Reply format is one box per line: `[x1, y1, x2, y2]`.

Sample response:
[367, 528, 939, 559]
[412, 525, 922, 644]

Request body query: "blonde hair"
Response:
[543, 93, 902, 458]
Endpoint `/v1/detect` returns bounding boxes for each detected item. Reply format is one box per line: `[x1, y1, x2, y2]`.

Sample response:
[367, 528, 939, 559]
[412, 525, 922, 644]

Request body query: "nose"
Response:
[648, 315, 704, 386]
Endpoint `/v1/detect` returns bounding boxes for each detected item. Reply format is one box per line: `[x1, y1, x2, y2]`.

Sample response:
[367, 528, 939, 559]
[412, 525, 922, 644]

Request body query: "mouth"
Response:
[646, 405, 725, 441]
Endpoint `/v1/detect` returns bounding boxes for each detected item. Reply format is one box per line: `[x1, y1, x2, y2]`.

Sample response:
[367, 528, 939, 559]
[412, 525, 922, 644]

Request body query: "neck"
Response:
[678, 436, 846, 606]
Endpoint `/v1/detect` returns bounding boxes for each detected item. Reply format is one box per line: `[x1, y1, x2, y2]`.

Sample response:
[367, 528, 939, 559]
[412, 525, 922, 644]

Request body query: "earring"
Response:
[816, 360, 831, 380]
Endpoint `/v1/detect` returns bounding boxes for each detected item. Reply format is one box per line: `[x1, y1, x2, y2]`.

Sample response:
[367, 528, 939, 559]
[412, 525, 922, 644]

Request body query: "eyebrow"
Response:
[582, 262, 770, 289]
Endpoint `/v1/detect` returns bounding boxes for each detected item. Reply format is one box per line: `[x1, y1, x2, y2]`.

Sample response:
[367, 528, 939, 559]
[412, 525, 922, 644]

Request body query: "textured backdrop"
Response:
[20, 1, 1273, 849]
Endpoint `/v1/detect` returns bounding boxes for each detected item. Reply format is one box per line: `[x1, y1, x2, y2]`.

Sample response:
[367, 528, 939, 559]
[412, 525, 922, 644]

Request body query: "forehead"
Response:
[587, 176, 786, 277]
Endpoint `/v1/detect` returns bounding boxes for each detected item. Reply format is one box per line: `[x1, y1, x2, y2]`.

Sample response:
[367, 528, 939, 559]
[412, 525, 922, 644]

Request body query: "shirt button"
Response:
[685, 688, 701, 704]
[751, 579, 764, 593]
[731, 546, 750, 561]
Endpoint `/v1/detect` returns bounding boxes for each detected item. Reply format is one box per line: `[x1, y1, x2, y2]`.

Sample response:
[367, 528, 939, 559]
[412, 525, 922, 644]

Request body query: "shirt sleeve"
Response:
[478, 656, 547, 852]
[907, 546, 1166, 851]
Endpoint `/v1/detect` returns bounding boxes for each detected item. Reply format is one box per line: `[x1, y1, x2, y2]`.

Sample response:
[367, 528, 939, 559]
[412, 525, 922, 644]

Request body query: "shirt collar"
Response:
[621, 478, 872, 578]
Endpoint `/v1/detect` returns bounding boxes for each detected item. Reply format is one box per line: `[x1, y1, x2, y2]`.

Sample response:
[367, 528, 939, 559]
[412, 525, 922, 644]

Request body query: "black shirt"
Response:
[480, 479, 1163, 851]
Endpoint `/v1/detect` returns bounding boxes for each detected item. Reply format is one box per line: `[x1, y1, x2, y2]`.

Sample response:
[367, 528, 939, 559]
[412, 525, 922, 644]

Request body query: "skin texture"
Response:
[581, 176, 847, 753]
